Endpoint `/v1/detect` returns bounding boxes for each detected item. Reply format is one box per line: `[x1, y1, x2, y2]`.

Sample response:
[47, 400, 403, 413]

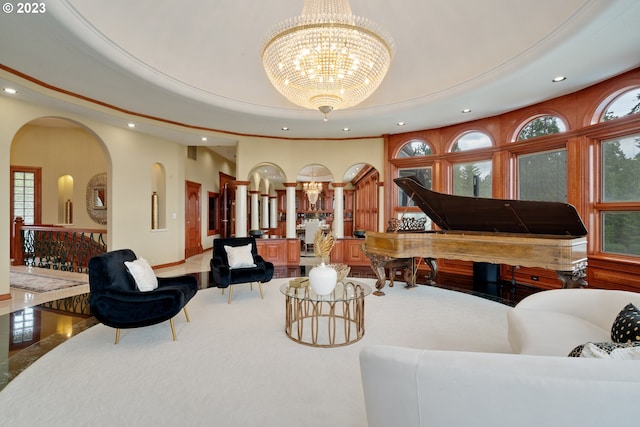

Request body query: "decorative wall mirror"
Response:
[86, 173, 107, 224]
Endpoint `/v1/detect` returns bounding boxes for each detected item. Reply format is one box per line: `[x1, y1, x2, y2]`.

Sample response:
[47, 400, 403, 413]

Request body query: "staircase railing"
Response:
[12, 217, 107, 273]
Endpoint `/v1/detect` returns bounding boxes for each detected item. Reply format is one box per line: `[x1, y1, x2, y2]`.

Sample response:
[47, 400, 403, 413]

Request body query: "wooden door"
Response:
[219, 172, 236, 238]
[185, 180, 203, 258]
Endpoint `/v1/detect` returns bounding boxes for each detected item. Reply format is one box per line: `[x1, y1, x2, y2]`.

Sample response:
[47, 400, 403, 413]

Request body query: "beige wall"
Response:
[0, 95, 383, 299]
[236, 136, 384, 186]
[0, 96, 190, 297]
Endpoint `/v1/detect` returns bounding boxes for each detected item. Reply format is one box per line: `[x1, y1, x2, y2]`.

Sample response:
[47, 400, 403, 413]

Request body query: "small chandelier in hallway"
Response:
[303, 166, 322, 206]
[261, 0, 394, 120]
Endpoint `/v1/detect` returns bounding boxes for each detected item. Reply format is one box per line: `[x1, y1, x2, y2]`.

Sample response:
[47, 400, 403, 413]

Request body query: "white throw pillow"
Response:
[124, 257, 158, 292]
[224, 244, 256, 269]
[569, 341, 640, 359]
[582, 342, 640, 360]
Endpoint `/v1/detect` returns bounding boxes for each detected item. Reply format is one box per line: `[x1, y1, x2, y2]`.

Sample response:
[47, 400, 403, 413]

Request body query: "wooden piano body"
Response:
[363, 176, 588, 294]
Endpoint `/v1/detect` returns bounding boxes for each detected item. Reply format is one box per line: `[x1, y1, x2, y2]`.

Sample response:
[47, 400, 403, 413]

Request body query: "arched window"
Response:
[517, 115, 567, 141]
[601, 88, 640, 122]
[451, 131, 492, 152]
[397, 140, 432, 157]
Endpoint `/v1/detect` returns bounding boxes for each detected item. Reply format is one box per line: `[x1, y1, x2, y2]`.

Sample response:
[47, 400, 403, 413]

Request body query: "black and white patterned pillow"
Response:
[568, 341, 640, 358]
[611, 303, 640, 343]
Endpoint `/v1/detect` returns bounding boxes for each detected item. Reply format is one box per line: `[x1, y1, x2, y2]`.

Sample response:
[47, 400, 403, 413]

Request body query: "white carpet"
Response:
[0, 278, 512, 427]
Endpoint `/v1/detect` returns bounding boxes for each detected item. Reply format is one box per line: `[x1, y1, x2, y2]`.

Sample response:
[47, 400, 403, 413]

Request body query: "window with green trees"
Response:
[601, 88, 640, 122]
[398, 167, 432, 206]
[518, 149, 567, 202]
[517, 115, 567, 141]
[452, 160, 492, 197]
[601, 134, 640, 256]
[451, 131, 492, 152]
[398, 140, 432, 157]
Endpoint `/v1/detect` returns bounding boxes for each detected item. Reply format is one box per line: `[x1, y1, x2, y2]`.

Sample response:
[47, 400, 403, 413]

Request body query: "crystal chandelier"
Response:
[303, 166, 323, 207]
[262, 0, 394, 120]
[303, 181, 322, 205]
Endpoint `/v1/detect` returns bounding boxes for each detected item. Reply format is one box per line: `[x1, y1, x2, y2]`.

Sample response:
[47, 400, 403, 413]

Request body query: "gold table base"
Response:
[281, 281, 371, 348]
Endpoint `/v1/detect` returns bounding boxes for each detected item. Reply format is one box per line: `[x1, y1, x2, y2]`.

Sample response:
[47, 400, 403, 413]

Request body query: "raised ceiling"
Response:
[1, 0, 640, 160]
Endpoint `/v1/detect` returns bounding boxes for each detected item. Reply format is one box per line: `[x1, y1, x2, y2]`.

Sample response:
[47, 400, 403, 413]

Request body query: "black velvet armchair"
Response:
[210, 237, 274, 303]
[89, 249, 198, 343]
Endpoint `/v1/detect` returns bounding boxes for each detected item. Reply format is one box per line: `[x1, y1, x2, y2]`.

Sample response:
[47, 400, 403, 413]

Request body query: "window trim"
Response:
[594, 132, 640, 258]
[10, 166, 42, 225]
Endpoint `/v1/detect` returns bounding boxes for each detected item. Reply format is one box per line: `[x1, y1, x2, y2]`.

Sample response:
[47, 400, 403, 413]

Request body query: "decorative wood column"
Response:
[331, 182, 346, 238]
[284, 182, 298, 238]
[234, 181, 250, 237]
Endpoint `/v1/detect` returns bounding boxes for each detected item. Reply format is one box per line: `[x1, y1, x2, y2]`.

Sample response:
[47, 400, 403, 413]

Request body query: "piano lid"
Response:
[394, 176, 587, 236]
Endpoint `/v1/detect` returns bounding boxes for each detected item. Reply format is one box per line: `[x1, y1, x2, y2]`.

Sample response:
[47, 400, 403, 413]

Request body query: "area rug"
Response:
[10, 271, 86, 293]
[0, 278, 512, 427]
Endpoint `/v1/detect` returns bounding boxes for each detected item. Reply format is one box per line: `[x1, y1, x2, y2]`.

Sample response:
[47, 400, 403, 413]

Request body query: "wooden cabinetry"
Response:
[331, 238, 369, 266]
[275, 187, 354, 236]
[255, 238, 300, 266]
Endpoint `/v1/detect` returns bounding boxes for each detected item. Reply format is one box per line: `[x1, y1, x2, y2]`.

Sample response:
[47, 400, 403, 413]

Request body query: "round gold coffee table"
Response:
[280, 280, 372, 348]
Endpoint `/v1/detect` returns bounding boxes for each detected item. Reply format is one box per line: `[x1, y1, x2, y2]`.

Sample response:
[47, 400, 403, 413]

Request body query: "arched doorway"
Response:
[9, 116, 109, 266]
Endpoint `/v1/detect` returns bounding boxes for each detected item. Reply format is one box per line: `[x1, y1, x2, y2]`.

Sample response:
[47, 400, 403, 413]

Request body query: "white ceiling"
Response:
[1, 0, 640, 162]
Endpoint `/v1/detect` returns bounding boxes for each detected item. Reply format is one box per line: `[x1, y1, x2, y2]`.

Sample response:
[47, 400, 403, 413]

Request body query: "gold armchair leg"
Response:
[228, 285, 233, 304]
[170, 318, 177, 341]
[183, 306, 191, 322]
[250, 282, 254, 291]
[115, 328, 121, 345]
[258, 281, 264, 299]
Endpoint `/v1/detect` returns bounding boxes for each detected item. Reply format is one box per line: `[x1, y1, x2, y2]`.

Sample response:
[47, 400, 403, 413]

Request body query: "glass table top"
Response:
[279, 279, 372, 302]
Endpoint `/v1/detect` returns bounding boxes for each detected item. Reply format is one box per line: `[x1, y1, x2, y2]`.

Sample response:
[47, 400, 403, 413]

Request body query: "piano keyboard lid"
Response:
[394, 176, 588, 237]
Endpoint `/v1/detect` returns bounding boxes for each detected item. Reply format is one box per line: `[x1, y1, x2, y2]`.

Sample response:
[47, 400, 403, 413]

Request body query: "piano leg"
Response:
[424, 257, 437, 285]
[557, 263, 588, 289]
[367, 253, 390, 296]
[404, 257, 418, 288]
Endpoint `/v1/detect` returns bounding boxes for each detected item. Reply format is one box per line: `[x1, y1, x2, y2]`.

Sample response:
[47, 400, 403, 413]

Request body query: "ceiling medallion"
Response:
[262, 0, 394, 121]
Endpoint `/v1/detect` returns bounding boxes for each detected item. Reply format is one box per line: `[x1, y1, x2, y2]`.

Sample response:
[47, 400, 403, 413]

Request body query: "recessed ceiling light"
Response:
[343, 127, 350, 132]
[201, 137, 208, 142]
[462, 108, 472, 113]
[397, 122, 406, 126]
[281, 127, 289, 131]
[3, 88, 17, 94]
[552, 76, 567, 82]
[127, 123, 136, 128]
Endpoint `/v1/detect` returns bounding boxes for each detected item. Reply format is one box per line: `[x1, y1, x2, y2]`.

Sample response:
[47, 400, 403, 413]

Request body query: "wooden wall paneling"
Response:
[286, 238, 301, 265]
[331, 238, 369, 266]
[383, 67, 640, 293]
[587, 257, 640, 291]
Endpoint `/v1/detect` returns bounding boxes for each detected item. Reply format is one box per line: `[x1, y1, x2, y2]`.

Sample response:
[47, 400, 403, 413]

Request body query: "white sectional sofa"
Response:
[360, 345, 640, 427]
[359, 289, 640, 426]
[508, 288, 640, 356]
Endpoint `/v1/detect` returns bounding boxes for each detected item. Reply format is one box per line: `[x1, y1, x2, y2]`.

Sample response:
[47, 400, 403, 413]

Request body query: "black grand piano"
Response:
[363, 176, 588, 295]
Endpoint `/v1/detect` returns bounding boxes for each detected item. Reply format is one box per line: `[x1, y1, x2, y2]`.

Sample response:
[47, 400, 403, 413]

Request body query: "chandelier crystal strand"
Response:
[262, 0, 394, 118]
